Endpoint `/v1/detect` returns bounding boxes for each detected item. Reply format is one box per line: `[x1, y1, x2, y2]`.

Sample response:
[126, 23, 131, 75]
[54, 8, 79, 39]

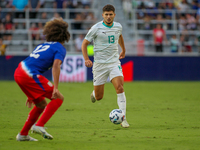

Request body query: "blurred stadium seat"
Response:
[0, 0, 200, 56]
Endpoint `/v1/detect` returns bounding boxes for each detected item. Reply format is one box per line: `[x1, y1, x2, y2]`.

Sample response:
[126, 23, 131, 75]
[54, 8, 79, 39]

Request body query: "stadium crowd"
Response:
[1, 0, 200, 54]
[133, 0, 200, 30]
[122, 0, 200, 53]
[0, 0, 94, 55]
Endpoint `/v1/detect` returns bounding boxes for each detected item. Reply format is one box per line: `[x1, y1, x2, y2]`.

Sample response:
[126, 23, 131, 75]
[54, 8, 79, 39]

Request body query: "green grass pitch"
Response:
[0, 81, 200, 150]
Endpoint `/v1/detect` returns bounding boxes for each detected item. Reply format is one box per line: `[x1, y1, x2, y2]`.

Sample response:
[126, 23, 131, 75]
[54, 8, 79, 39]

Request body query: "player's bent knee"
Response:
[35, 99, 47, 109]
[60, 96, 64, 101]
[116, 85, 124, 93]
[58, 93, 64, 101]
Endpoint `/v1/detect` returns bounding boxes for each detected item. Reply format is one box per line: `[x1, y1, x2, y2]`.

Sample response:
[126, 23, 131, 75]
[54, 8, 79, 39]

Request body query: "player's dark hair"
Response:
[102, 4, 115, 13]
[43, 18, 70, 43]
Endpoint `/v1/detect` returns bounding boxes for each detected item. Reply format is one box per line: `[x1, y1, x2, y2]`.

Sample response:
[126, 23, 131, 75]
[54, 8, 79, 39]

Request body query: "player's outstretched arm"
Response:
[118, 35, 126, 59]
[81, 39, 93, 68]
[51, 59, 63, 99]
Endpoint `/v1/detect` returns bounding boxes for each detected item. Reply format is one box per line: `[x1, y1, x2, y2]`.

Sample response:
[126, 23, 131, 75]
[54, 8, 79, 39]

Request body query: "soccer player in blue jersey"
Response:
[14, 18, 70, 141]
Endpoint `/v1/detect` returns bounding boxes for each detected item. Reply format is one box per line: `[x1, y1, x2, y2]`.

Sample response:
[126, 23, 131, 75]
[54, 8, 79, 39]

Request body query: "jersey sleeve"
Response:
[54, 44, 66, 63]
[85, 26, 98, 42]
[119, 23, 122, 35]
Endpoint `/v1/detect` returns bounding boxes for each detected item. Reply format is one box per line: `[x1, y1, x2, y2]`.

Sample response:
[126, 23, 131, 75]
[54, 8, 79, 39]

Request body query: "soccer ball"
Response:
[109, 109, 125, 124]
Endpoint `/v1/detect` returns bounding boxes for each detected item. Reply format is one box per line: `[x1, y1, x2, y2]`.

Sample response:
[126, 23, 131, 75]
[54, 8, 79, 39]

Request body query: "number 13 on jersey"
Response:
[108, 35, 115, 43]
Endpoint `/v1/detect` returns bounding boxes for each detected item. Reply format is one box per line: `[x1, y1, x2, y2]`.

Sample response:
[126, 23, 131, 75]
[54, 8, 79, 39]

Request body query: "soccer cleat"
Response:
[90, 92, 96, 103]
[121, 120, 130, 128]
[16, 133, 38, 141]
[31, 125, 53, 140]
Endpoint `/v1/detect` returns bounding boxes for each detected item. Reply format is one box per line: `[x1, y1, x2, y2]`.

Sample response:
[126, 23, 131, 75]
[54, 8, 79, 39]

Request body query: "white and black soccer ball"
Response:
[109, 109, 125, 124]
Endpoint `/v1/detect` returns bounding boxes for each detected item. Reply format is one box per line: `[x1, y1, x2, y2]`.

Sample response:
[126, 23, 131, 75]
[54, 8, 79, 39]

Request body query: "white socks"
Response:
[117, 92, 127, 119]
[92, 90, 127, 119]
[92, 90, 96, 99]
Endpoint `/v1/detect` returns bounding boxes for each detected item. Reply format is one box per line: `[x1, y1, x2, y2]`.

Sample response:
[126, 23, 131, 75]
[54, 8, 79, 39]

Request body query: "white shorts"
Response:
[92, 60, 123, 86]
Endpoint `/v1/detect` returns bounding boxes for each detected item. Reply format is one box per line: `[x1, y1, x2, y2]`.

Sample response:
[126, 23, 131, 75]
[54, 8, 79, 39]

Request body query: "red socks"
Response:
[36, 99, 63, 127]
[20, 99, 63, 135]
[20, 106, 44, 135]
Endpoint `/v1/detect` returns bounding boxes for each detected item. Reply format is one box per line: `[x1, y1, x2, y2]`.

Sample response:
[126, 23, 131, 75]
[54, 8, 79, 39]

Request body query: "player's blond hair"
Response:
[43, 18, 70, 43]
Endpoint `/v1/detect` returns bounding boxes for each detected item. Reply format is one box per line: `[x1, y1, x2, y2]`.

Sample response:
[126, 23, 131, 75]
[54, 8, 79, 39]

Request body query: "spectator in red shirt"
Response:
[29, 23, 39, 40]
[38, 22, 45, 41]
[2, 13, 15, 41]
[153, 24, 167, 52]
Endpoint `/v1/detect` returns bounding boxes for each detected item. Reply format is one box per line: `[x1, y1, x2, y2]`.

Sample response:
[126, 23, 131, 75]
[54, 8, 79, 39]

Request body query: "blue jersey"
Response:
[22, 42, 66, 76]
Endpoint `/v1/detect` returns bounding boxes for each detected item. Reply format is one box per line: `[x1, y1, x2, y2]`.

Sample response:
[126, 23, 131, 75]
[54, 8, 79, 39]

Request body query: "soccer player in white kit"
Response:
[82, 4, 129, 128]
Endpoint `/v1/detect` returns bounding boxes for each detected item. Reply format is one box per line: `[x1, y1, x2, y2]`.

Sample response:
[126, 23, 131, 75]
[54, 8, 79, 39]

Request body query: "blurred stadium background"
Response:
[0, 0, 200, 81]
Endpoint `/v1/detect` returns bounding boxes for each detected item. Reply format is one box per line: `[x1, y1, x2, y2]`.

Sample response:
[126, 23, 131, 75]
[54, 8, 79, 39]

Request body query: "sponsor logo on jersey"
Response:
[115, 31, 120, 34]
[47, 81, 53, 87]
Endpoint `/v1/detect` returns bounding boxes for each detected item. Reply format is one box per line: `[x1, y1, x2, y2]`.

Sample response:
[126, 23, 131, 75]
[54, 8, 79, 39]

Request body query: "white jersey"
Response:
[85, 21, 122, 63]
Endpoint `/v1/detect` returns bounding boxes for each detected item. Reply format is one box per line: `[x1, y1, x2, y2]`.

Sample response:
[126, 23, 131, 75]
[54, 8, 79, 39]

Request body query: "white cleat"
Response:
[121, 120, 130, 128]
[16, 133, 38, 141]
[31, 125, 53, 140]
[90, 93, 96, 103]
